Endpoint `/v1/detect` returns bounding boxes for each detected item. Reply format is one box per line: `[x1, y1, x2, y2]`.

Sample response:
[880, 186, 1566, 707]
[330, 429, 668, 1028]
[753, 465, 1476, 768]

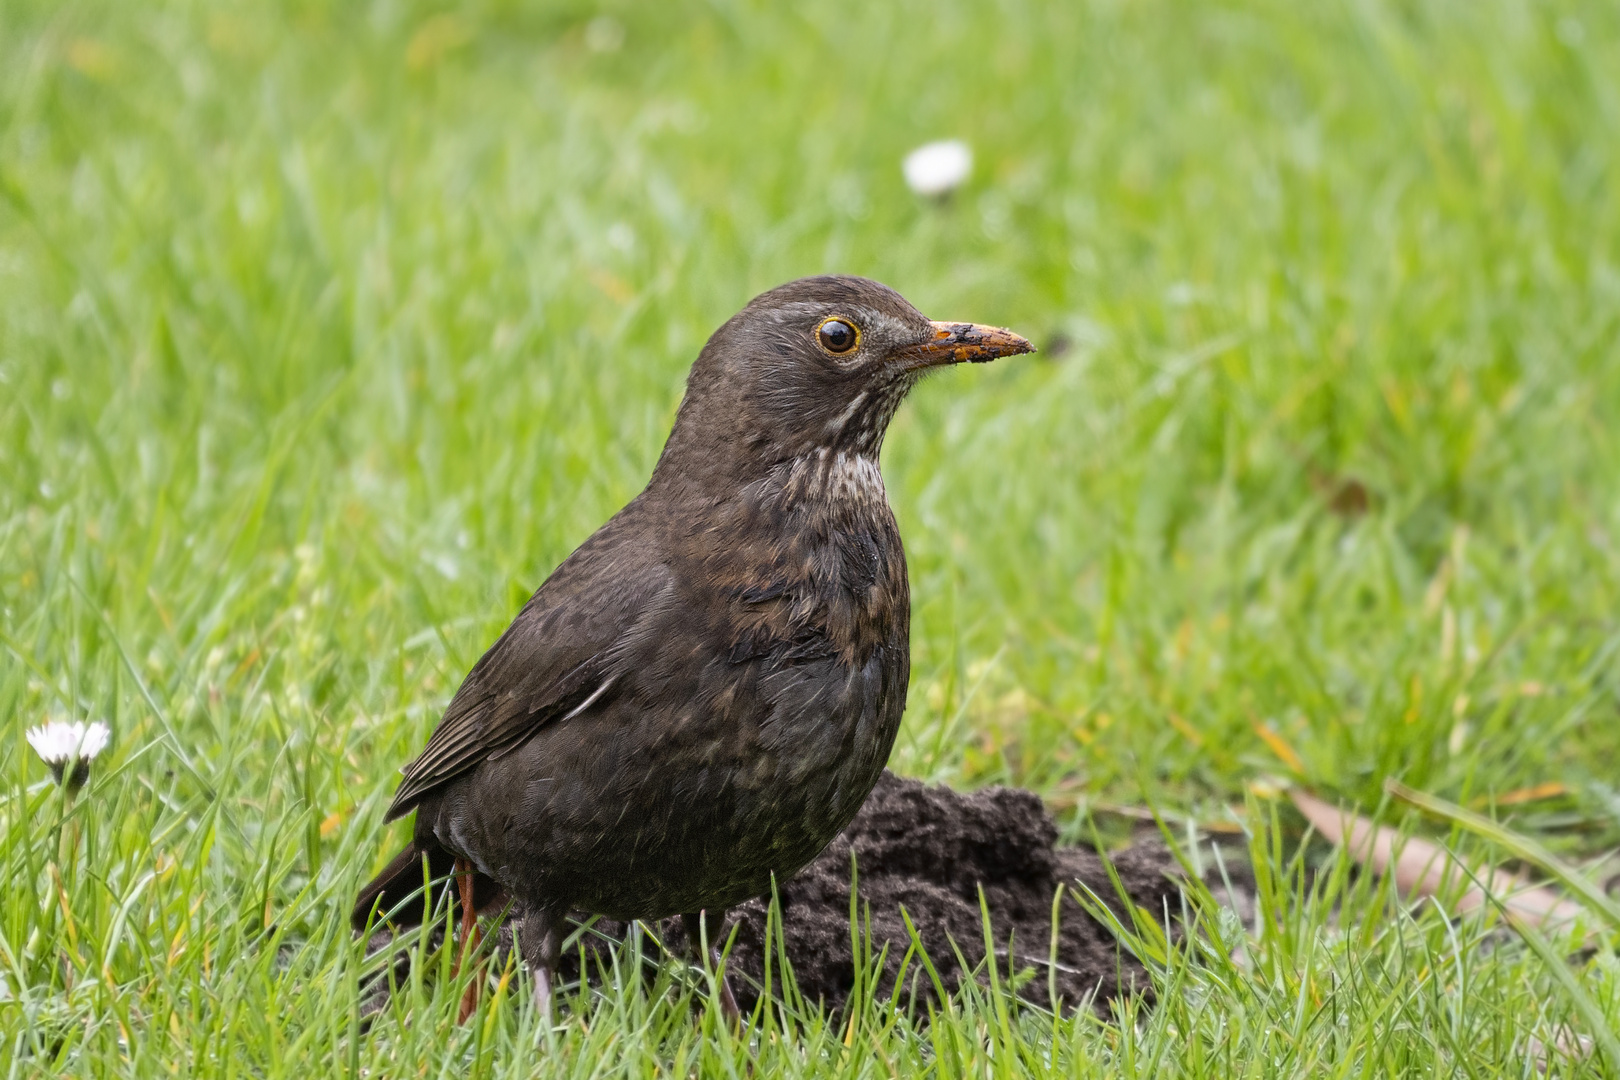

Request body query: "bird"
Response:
[351, 275, 1032, 1023]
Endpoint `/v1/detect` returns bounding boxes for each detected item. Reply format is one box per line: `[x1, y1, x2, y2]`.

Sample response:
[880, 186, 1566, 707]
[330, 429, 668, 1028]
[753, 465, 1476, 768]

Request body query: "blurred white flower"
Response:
[903, 140, 972, 197]
[25, 719, 110, 790]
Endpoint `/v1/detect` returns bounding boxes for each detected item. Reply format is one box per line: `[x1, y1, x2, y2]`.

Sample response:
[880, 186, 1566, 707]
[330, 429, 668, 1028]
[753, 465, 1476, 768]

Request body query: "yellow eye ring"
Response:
[816, 316, 861, 355]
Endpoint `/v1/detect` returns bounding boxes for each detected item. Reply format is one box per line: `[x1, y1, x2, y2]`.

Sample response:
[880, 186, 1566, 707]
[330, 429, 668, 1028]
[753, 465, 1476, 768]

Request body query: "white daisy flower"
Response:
[25, 719, 111, 791]
[79, 721, 111, 761]
[903, 139, 972, 198]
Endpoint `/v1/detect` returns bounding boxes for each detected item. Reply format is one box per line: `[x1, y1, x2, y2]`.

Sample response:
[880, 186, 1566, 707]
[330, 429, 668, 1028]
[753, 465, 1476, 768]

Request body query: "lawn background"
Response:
[3, 0, 1619, 1075]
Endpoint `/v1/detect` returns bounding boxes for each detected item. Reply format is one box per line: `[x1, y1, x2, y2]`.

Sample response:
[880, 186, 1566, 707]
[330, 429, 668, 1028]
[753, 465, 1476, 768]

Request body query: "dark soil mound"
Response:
[686, 771, 1181, 1014]
[363, 772, 1184, 1018]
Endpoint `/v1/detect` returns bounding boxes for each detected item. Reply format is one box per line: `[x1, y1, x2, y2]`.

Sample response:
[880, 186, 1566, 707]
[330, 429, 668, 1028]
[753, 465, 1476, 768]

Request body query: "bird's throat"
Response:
[781, 447, 887, 509]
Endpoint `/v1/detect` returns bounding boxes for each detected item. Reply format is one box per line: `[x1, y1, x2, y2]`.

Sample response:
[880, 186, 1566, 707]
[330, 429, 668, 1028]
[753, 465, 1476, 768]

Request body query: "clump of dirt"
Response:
[364, 772, 1186, 1018]
[679, 771, 1182, 1014]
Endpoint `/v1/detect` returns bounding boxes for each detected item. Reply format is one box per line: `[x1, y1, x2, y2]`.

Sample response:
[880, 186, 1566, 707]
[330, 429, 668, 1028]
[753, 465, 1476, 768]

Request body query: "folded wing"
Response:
[385, 522, 673, 822]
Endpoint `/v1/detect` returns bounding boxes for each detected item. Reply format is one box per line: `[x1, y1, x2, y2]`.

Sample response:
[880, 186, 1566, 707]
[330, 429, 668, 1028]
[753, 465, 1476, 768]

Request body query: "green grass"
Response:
[4, 0, 1620, 1074]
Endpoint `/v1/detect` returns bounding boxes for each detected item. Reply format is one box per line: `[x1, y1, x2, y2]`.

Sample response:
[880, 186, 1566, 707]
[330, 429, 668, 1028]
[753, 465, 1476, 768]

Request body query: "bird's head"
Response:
[655, 275, 1032, 488]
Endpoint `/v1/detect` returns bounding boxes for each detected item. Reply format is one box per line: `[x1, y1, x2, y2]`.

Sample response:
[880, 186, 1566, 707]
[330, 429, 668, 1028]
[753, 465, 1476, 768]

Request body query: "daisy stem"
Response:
[57, 782, 78, 880]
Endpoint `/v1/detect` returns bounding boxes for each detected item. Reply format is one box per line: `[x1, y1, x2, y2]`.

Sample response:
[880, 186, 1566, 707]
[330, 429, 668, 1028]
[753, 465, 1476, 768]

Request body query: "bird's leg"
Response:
[519, 906, 564, 1027]
[454, 859, 483, 1023]
[682, 909, 741, 1027]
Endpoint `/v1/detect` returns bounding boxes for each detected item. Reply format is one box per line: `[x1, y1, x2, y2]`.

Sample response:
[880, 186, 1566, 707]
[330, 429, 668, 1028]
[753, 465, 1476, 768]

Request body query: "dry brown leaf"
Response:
[1251, 722, 1305, 774]
[1475, 781, 1569, 808]
[1288, 788, 1587, 930]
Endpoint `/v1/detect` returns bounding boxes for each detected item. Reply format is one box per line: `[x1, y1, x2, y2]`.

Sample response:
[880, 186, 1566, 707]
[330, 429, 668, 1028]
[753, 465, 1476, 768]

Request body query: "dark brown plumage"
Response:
[352, 275, 1032, 1021]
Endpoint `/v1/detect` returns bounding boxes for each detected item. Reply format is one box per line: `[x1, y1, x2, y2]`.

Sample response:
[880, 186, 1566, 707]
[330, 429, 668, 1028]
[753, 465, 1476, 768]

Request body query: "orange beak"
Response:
[895, 321, 1036, 370]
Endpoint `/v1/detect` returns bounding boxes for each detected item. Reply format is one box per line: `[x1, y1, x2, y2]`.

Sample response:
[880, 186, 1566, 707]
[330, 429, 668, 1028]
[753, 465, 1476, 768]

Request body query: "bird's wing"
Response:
[384, 522, 673, 822]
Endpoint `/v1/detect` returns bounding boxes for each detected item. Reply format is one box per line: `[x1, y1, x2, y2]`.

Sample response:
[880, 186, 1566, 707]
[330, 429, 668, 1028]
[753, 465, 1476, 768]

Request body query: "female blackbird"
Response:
[353, 276, 1031, 1021]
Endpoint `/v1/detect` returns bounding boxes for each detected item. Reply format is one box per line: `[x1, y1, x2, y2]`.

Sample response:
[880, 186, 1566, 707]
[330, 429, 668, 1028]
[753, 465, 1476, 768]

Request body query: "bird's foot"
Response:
[520, 906, 564, 1034]
[531, 962, 553, 1025]
[454, 858, 483, 1023]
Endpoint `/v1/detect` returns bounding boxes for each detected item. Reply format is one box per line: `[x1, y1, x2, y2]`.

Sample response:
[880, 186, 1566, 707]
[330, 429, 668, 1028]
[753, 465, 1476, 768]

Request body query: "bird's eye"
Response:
[816, 317, 860, 355]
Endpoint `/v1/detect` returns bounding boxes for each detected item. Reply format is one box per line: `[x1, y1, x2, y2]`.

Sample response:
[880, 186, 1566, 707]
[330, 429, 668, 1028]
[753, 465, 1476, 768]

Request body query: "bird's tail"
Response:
[350, 838, 502, 933]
